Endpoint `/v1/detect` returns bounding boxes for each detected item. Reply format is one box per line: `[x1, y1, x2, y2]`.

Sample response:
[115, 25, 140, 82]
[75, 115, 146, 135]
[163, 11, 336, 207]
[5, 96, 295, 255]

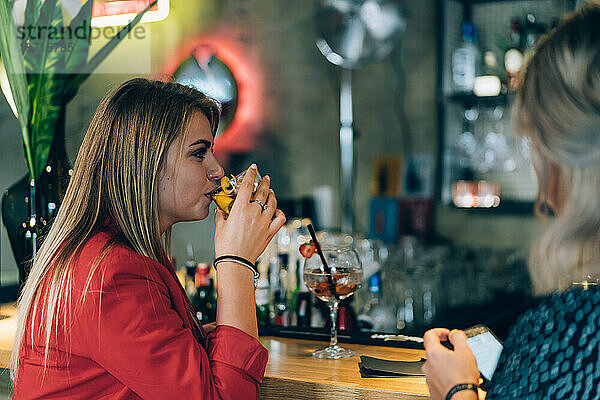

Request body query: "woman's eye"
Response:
[193, 149, 207, 159]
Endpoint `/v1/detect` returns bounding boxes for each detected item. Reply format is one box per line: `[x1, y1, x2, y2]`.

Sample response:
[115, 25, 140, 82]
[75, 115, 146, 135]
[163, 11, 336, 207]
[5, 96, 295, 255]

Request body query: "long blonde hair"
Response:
[515, 3, 600, 294]
[11, 79, 220, 380]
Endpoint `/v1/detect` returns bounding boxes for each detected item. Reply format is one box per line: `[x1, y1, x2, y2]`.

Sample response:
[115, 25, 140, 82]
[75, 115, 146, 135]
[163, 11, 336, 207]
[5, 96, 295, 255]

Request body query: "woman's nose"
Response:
[207, 157, 224, 181]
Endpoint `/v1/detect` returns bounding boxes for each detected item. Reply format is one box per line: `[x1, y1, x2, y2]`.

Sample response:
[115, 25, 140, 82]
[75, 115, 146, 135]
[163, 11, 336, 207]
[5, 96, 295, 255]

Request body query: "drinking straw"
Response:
[307, 224, 339, 300]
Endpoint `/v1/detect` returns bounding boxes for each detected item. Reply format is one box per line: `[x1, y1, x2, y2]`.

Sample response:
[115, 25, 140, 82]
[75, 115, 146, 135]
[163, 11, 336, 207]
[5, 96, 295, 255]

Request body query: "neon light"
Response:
[86, 0, 169, 27]
[160, 33, 265, 163]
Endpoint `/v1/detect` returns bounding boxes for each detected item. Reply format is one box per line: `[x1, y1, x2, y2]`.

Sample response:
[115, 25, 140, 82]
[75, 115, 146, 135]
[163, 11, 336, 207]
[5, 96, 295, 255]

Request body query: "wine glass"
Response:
[303, 245, 363, 359]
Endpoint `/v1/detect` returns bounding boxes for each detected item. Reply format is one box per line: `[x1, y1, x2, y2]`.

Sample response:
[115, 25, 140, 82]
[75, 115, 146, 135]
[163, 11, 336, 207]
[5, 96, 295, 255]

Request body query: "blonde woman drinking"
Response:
[423, 4, 600, 400]
[12, 79, 286, 399]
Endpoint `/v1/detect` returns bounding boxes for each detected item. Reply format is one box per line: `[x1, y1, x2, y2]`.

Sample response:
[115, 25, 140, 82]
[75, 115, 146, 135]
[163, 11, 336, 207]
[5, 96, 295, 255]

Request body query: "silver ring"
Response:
[251, 199, 267, 212]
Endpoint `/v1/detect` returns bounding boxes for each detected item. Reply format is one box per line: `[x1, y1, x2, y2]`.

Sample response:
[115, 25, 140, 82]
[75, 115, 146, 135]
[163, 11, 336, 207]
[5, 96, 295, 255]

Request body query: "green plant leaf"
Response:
[62, 0, 93, 75]
[25, 0, 65, 178]
[63, 0, 157, 101]
[23, 0, 61, 74]
[24, 0, 42, 33]
[0, 55, 19, 117]
[0, 0, 33, 177]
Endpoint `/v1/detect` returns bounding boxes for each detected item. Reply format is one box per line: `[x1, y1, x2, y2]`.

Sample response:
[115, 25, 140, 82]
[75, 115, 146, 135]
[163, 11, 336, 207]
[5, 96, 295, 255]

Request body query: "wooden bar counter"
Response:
[0, 306, 429, 398]
[0, 306, 446, 399]
[259, 337, 429, 399]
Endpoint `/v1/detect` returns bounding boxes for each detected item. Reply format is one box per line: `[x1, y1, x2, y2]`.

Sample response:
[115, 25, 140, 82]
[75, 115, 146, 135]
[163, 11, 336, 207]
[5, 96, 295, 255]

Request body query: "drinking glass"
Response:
[208, 170, 261, 215]
[303, 245, 363, 359]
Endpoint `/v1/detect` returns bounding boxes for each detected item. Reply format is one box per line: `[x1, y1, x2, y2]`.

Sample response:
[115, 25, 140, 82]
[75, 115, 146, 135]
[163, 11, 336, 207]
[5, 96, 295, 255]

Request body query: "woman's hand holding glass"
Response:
[422, 329, 480, 400]
[214, 164, 286, 263]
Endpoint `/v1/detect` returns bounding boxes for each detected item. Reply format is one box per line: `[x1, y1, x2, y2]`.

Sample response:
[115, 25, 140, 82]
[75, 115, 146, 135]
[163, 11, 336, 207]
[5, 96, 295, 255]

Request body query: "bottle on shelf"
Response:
[273, 289, 290, 327]
[522, 13, 544, 53]
[452, 21, 481, 93]
[193, 263, 216, 324]
[255, 279, 273, 328]
[337, 297, 358, 331]
[295, 258, 312, 327]
[268, 256, 280, 294]
[510, 17, 521, 47]
[277, 253, 290, 294]
[295, 290, 312, 327]
[396, 288, 415, 331]
[184, 243, 197, 300]
[505, 18, 524, 92]
[357, 272, 396, 332]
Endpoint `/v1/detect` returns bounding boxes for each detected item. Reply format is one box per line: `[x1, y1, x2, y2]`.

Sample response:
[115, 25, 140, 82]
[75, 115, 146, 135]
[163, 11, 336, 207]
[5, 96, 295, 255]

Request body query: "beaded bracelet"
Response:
[214, 255, 260, 286]
[445, 383, 478, 400]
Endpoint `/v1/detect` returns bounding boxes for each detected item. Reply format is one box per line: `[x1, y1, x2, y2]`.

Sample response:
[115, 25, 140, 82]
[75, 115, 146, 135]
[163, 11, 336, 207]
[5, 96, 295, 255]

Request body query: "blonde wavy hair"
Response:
[11, 79, 220, 380]
[515, 2, 600, 294]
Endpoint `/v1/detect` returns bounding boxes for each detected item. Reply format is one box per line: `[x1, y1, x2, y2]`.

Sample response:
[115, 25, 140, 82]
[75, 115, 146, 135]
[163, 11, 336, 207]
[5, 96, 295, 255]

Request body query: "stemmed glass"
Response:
[303, 245, 363, 359]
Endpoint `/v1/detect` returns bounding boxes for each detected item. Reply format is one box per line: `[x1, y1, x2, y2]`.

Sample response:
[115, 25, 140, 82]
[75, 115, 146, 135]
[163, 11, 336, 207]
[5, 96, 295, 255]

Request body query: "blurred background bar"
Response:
[0, 0, 587, 351]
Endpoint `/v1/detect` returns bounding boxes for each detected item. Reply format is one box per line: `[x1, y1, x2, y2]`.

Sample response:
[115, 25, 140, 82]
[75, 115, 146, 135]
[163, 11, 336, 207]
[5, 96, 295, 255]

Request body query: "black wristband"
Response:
[213, 255, 260, 281]
[445, 383, 478, 400]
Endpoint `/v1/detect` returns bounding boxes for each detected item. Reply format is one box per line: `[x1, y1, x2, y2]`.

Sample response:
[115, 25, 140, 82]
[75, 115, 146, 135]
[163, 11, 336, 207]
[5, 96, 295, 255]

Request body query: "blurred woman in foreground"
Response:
[423, 3, 600, 399]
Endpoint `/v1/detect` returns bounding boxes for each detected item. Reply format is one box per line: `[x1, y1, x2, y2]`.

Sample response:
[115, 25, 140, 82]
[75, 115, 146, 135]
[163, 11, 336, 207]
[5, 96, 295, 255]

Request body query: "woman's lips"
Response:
[204, 186, 220, 197]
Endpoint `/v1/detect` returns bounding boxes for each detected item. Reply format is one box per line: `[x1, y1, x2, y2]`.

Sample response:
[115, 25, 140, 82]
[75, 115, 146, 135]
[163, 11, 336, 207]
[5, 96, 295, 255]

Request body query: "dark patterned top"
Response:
[486, 286, 600, 399]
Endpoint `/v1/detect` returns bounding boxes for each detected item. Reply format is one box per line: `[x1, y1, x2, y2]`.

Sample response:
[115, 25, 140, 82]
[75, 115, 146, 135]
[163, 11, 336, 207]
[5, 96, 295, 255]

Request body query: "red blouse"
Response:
[13, 221, 268, 399]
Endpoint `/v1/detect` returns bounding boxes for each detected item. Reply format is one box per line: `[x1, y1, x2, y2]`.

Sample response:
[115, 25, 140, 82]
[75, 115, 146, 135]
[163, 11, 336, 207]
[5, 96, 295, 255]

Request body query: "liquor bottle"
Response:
[273, 289, 290, 327]
[396, 288, 415, 331]
[295, 258, 312, 327]
[509, 18, 521, 47]
[278, 253, 290, 295]
[505, 18, 524, 92]
[295, 291, 312, 327]
[522, 13, 543, 53]
[452, 21, 480, 92]
[184, 243, 197, 300]
[358, 272, 396, 332]
[337, 297, 358, 331]
[255, 279, 272, 328]
[193, 263, 216, 324]
[268, 256, 280, 293]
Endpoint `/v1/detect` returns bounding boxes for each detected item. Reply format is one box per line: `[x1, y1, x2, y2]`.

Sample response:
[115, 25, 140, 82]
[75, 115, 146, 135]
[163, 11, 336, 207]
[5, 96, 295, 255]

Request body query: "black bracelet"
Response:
[214, 255, 260, 283]
[445, 383, 478, 400]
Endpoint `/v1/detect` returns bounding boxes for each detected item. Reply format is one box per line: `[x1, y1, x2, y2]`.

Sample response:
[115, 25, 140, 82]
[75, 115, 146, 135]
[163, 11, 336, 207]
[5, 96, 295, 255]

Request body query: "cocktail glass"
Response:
[303, 245, 363, 359]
